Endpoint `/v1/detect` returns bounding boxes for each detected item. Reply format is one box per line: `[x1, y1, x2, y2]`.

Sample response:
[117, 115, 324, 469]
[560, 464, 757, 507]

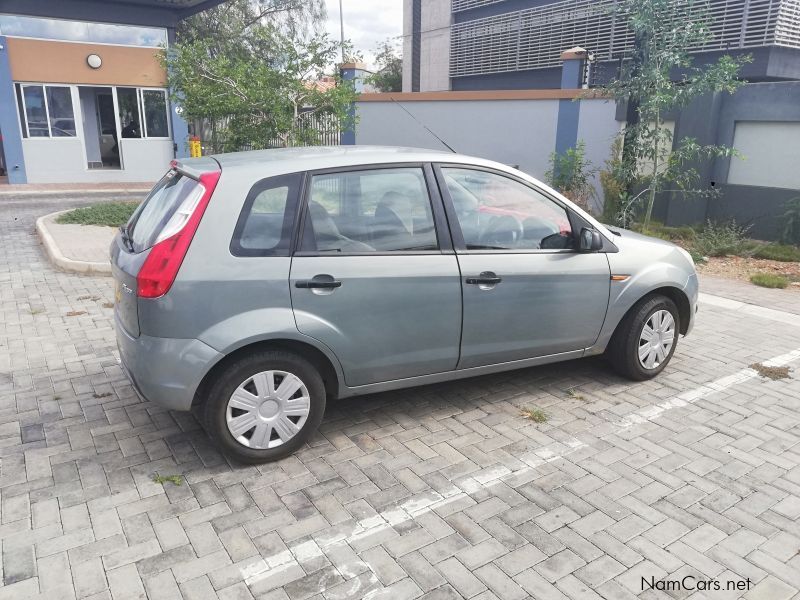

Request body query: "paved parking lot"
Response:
[1, 197, 800, 600]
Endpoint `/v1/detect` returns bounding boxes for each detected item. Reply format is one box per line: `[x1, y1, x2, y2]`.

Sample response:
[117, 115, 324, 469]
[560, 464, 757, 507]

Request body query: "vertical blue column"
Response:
[0, 36, 27, 184]
[340, 62, 368, 146]
[165, 30, 189, 159]
[171, 102, 190, 159]
[554, 47, 586, 158]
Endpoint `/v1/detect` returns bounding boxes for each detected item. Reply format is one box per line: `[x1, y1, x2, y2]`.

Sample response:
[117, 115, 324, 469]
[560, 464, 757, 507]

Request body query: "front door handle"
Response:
[295, 279, 342, 289]
[466, 272, 502, 285]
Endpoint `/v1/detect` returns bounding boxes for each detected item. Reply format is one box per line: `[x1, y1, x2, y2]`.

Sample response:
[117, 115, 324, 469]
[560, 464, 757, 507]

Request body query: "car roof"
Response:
[178, 145, 504, 176]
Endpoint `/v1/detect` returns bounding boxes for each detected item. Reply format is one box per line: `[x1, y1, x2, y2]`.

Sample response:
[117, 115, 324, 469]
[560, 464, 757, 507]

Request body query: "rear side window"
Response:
[231, 173, 303, 257]
[127, 170, 202, 252]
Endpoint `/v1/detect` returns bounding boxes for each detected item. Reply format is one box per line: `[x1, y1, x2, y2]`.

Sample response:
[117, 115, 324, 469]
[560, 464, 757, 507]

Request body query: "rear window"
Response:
[127, 170, 202, 252]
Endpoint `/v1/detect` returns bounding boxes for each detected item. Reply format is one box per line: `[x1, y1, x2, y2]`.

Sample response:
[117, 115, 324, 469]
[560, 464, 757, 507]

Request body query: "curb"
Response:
[36, 211, 113, 276]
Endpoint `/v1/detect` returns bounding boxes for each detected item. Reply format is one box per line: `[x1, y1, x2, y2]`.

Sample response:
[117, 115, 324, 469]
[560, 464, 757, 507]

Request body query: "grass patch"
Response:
[56, 201, 139, 227]
[521, 407, 549, 423]
[152, 473, 183, 486]
[566, 388, 586, 401]
[750, 362, 791, 380]
[750, 273, 789, 289]
[752, 244, 800, 262]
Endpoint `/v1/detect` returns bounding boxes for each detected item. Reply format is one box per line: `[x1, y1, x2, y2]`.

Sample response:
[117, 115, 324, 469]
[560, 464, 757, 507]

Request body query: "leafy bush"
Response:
[750, 273, 789, 289]
[57, 202, 139, 227]
[752, 244, 800, 263]
[693, 220, 751, 257]
[546, 141, 596, 213]
[781, 197, 800, 245]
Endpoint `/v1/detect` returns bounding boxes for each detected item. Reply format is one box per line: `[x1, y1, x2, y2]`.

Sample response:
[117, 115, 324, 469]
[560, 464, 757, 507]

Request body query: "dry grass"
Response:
[521, 407, 549, 423]
[750, 362, 791, 380]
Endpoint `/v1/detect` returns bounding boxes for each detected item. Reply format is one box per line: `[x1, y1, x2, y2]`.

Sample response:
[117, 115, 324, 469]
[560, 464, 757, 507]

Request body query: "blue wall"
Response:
[0, 36, 26, 183]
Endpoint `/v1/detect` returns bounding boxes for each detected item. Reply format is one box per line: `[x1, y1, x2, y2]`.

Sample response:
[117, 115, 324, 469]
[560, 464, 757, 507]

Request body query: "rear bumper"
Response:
[115, 312, 222, 411]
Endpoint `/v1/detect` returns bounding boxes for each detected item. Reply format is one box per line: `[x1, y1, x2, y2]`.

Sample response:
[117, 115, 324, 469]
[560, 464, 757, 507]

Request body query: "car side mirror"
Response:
[579, 227, 603, 252]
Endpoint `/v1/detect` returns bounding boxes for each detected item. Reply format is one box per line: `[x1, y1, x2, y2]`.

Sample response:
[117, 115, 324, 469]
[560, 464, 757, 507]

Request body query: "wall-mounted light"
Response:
[87, 54, 102, 69]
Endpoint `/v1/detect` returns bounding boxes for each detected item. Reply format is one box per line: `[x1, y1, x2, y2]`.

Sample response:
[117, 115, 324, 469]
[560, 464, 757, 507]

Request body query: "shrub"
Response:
[693, 220, 751, 257]
[752, 244, 800, 263]
[780, 197, 800, 246]
[750, 273, 789, 289]
[56, 202, 139, 227]
[546, 141, 596, 213]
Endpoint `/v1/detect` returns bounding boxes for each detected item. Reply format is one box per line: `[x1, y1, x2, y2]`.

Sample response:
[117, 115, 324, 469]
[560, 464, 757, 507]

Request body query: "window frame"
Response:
[433, 162, 591, 255]
[230, 172, 306, 258]
[293, 162, 453, 257]
[138, 88, 171, 139]
[17, 83, 77, 140]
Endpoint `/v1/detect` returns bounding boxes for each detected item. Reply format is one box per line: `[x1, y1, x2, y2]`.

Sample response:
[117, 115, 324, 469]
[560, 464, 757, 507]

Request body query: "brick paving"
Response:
[1, 196, 800, 600]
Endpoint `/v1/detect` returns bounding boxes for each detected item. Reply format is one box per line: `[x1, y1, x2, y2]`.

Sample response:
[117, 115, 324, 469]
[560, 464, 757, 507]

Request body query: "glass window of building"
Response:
[0, 15, 167, 47]
[18, 84, 76, 138]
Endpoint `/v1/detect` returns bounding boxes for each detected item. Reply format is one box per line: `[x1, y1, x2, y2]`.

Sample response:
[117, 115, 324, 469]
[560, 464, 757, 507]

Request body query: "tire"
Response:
[202, 350, 326, 464]
[607, 295, 680, 381]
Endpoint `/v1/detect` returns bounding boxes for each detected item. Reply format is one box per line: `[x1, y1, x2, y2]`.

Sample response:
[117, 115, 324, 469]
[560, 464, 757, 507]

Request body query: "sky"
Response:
[322, 0, 403, 70]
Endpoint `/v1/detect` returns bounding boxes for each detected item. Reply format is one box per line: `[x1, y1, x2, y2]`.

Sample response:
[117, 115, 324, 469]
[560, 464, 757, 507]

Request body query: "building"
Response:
[404, 0, 800, 92]
[0, 0, 226, 185]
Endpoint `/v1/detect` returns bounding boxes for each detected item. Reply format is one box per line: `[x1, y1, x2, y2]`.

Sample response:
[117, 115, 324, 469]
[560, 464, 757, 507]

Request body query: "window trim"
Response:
[292, 162, 454, 257]
[17, 83, 77, 140]
[230, 171, 306, 258]
[433, 162, 585, 255]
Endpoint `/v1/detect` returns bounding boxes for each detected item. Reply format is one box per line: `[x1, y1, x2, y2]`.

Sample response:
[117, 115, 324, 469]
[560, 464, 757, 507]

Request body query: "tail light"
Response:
[137, 170, 221, 298]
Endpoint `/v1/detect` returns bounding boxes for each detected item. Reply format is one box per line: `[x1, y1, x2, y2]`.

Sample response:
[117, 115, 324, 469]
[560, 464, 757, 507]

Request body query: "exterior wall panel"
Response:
[7, 38, 166, 87]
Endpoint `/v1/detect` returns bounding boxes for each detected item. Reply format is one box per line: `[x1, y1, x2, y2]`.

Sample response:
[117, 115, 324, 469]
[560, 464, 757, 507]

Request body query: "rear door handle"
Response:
[295, 279, 342, 289]
[466, 272, 502, 285]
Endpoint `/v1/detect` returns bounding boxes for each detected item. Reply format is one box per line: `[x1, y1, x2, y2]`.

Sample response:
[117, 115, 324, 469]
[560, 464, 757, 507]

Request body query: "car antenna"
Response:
[390, 97, 457, 153]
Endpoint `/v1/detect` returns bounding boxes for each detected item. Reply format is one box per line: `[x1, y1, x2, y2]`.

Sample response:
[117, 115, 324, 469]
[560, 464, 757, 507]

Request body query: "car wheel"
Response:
[607, 295, 680, 381]
[202, 350, 326, 464]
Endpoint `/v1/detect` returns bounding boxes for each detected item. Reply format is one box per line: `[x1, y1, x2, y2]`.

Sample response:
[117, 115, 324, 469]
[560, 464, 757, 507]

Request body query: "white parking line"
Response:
[700, 293, 800, 327]
[241, 303, 800, 596]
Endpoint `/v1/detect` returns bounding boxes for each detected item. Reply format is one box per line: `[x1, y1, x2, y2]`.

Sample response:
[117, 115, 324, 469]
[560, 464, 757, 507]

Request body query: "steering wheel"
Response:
[480, 215, 524, 248]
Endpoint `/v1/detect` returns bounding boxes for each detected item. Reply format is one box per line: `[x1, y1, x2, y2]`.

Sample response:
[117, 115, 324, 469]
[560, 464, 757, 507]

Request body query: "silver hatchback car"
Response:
[112, 146, 697, 463]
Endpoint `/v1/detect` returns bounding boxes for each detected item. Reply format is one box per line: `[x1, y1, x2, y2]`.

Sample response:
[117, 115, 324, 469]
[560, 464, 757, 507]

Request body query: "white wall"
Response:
[728, 121, 800, 189]
[355, 99, 560, 179]
[22, 138, 172, 183]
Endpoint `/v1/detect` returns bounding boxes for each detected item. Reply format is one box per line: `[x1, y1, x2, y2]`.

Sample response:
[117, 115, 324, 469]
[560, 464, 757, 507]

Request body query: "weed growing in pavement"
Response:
[153, 473, 184, 486]
[521, 407, 549, 423]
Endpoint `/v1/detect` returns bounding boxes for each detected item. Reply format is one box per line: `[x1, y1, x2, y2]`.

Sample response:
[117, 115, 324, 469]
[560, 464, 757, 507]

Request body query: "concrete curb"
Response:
[36, 210, 113, 276]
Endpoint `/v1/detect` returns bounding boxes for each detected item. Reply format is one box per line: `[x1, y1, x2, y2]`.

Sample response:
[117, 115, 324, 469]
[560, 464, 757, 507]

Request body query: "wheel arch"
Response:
[192, 338, 341, 408]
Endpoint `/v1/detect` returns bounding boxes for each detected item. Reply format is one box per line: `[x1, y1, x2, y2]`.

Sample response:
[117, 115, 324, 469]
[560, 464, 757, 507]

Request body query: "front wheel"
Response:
[202, 351, 326, 464]
[607, 295, 680, 381]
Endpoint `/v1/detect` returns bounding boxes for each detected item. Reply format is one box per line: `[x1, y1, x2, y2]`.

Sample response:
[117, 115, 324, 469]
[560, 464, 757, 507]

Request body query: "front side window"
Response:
[301, 167, 438, 253]
[231, 173, 303, 256]
[442, 167, 574, 250]
[18, 84, 76, 138]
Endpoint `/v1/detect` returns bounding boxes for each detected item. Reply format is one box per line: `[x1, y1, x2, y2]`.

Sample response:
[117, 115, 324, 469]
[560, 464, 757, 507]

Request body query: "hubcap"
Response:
[225, 370, 310, 450]
[638, 309, 676, 370]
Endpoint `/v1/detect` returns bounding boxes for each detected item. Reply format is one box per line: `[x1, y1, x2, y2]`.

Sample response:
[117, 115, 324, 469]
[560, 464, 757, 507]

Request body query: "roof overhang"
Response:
[0, 0, 228, 29]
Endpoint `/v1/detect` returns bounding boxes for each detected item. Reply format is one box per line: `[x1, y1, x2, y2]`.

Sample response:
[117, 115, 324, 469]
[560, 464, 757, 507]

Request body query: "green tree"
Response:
[165, 1, 357, 150]
[603, 0, 750, 231]
[367, 39, 402, 92]
[177, 0, 325, 45]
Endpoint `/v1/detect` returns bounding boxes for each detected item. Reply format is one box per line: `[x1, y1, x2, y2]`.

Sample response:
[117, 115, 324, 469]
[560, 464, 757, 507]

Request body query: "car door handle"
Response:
[466, 273, 502, 285]
[295, 279, 342, 289]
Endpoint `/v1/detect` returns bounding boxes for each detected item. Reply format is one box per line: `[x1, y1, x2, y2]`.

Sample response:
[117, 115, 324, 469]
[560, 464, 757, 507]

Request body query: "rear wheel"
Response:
[607, 295, 680, 381]
[202, 351, 325, 464]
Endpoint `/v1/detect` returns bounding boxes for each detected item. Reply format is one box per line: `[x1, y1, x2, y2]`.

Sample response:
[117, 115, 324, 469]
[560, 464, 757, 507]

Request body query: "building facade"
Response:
[0, 0, 225, 184]
[404, 0, 800, 92]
